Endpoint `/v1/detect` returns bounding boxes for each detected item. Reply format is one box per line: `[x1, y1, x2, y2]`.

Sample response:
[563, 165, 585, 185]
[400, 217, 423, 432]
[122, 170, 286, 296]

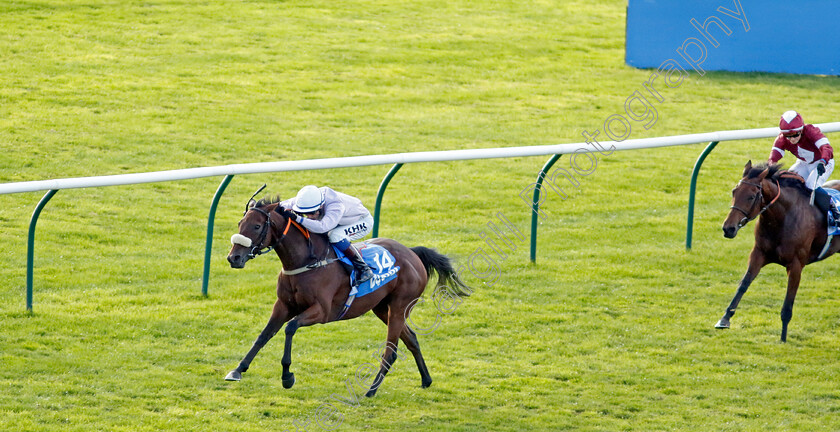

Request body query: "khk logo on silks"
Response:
[343, 223, 368, 236]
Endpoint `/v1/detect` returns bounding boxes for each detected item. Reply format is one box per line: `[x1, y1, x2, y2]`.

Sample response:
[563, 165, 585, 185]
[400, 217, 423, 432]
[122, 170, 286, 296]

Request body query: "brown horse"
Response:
[718, 161, 840, 342]
[224, 194, 471, 396]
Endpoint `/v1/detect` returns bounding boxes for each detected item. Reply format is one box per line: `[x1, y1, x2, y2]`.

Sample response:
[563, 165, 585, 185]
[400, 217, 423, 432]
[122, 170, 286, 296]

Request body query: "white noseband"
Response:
[231, 234, 253, 247]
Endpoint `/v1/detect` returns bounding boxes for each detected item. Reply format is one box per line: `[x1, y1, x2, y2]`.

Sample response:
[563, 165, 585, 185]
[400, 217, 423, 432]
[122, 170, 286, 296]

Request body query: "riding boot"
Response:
[814, 187, 840, 226]
[342, 243, 374, 285]
[814, 188, 837, 224]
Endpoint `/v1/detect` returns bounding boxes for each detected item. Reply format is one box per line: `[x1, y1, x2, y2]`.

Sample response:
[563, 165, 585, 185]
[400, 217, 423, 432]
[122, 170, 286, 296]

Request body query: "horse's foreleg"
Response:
[280, 317, 299, 389]
[366, 310, 405, 397]
[280, 304, 328, 389]
[715, 271, 755, 329]
[716, 249, 764, 329]
[225, 300, 289, 381]
[780, 262, 803, 343]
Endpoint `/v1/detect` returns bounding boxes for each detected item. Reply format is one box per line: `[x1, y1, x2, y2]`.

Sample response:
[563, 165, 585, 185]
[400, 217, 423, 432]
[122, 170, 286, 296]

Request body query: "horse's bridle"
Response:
[243, 207, 311, 259]
[235, 186, 338, 273]
[244, 207, 277, 259]
[730, 178, 781, 228]
[241, 207, 339, 274]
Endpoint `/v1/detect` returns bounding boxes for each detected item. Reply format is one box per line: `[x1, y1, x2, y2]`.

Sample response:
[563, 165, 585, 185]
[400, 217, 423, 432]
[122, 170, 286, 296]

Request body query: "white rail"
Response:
[3, 122, 840, 195]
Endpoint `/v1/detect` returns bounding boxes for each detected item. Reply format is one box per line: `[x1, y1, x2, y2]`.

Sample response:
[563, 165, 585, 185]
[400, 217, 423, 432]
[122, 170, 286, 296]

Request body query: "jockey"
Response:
[768, 110, 840, 222]
[278, 185, 375, 286]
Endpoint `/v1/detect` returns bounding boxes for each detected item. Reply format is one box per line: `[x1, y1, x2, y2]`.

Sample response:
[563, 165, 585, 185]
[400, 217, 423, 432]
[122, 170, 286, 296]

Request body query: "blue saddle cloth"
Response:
[824, 188, 840, 236]
[333, 242, 400, 297]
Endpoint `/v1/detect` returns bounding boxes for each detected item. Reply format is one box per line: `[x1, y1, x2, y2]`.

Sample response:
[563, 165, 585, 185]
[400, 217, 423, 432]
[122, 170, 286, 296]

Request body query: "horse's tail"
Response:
[410, 246, 472, 297]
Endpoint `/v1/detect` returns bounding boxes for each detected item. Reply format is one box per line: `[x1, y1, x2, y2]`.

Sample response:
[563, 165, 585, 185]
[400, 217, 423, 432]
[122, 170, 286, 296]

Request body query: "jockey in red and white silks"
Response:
[769, 110, 834, 190]
[769, 110, 840, 225]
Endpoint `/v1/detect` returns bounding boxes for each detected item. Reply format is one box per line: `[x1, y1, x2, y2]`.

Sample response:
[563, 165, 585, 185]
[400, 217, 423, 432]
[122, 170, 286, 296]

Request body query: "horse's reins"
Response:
[278, 216, 342, 276]
[730, 178, 782, 229]
[245, 207, 340, 275]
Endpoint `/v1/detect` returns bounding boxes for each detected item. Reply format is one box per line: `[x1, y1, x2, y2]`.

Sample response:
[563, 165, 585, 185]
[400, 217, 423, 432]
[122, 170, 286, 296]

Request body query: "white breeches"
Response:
[789, 159, 835, 190]
[328, 214, 374, 243]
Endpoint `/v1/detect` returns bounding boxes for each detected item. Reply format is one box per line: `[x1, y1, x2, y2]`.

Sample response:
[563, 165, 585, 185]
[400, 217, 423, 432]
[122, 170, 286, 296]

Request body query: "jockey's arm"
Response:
[769, 143, 785, 165]
[298, 202, 345, 234]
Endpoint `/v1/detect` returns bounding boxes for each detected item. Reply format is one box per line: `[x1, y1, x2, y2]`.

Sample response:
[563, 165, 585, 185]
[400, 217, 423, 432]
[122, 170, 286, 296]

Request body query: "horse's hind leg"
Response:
[400, 325, 432, 388]
[372, 304, 432, 389]
[716, 249, 764, 329]
[366, 305, 407, 397]
[225, 299, 289, 381]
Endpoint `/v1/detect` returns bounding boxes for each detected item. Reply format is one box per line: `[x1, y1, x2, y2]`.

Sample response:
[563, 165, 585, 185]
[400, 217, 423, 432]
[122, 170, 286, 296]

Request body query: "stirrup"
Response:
[337, 290, 356, 321]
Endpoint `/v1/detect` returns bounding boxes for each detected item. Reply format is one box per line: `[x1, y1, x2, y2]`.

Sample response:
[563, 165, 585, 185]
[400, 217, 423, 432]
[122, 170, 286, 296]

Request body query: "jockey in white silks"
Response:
[278, 186, 375, 289]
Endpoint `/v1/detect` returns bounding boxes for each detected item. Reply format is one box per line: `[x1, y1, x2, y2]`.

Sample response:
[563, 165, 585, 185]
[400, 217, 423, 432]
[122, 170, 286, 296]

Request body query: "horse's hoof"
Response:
[282, 373, 295, 389]
[225, 370, 242, 381]
[421, 378, 432, 388]
[365, 389, 377, 398]
[715, 319, 730, 329]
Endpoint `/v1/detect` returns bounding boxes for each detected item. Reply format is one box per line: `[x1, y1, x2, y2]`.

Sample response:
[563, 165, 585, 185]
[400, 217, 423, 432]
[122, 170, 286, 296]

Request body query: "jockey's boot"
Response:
[814, 188, 836, 221]
[342, 243, 374, 284]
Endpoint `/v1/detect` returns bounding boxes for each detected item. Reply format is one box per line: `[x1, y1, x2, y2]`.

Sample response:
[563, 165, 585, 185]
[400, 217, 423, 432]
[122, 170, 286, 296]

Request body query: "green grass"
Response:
[3, 0, 840, 431]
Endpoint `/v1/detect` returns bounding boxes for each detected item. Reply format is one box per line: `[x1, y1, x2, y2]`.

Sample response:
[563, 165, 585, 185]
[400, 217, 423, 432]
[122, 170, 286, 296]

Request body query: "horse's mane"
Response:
[254, 196, 284, 208]
[745, 163, 810, 196]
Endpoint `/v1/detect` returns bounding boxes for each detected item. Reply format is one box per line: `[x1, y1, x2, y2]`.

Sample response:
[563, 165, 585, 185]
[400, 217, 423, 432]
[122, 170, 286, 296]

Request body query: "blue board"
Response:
[626, 1, 840, 75]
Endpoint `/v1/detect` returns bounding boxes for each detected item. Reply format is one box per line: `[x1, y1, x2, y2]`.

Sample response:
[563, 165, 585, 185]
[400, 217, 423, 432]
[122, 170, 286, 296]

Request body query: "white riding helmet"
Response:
[293, 185, 325, 213]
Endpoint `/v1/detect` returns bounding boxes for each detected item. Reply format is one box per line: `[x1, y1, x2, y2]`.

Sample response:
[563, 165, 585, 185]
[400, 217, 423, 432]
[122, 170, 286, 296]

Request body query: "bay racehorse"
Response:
[718, 161, 840, 342]
[224, 193, 471, 396]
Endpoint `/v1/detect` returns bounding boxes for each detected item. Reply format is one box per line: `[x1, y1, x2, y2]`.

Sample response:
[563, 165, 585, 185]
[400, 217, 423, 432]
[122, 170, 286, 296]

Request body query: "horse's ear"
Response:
[757, 168, 770, 181]
[248, 199, 257, 209]
[743, 160, 752, 176]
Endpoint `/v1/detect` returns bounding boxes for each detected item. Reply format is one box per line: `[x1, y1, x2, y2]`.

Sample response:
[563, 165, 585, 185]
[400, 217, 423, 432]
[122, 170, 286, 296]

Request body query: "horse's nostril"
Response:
[722, 226, 737, 238]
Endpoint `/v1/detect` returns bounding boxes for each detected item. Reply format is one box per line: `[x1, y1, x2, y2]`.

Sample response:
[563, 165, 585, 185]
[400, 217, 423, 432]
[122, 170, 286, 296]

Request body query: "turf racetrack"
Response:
[2, 1, 840, 431]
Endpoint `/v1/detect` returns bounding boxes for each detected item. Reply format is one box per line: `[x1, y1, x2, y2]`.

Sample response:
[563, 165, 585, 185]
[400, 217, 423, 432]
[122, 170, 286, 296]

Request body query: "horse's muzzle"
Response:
[227, 252, 249, 269]
[722, 225, 739, 239]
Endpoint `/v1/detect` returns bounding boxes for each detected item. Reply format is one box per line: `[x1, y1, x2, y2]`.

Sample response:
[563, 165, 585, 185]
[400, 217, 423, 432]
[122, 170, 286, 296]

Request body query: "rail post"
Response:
[202, 175, 234, 296]
[372, 163, 403, 238]
[27, 189, 58, 312]
[530, 155, 563, 263]
[686, 141, 719, 250]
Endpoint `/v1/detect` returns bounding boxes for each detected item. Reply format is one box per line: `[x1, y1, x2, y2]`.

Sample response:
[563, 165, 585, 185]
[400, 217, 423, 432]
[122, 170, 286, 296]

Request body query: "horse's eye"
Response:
[253, 224, 261, 231]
